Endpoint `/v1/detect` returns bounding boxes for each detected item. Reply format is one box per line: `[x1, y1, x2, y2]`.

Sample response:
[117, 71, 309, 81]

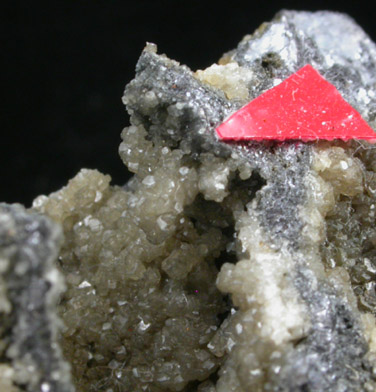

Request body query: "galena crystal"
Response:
[1, 9, 376, 392]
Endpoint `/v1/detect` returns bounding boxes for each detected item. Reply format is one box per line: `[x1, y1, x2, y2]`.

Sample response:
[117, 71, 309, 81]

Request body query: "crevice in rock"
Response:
[318, 143, 376, 315]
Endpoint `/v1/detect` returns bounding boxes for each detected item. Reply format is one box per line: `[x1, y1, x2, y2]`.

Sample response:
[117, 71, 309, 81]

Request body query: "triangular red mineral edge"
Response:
[216, 64, 376, 142]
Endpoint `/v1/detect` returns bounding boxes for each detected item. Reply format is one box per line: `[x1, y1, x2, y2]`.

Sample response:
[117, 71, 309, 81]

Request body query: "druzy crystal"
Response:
[2, 9, 376, 392]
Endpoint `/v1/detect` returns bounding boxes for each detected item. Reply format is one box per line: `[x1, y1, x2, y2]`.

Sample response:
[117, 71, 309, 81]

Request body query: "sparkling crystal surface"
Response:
[0, 204, 74, 392]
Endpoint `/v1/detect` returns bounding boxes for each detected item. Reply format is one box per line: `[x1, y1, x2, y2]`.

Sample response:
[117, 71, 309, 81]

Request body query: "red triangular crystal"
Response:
[216, 64, 376, 142]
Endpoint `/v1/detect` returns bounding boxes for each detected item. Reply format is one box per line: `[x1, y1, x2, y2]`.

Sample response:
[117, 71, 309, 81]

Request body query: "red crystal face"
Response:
[216, 64, 376, 142]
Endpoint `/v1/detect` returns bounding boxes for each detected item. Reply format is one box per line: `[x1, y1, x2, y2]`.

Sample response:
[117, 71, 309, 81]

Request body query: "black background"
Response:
[2, 1, 376, 206]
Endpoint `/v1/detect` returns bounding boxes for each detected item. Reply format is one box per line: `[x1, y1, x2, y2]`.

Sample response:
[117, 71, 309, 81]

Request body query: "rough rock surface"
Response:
[2, 9, 376, 392]
[0, 203, 73, 392]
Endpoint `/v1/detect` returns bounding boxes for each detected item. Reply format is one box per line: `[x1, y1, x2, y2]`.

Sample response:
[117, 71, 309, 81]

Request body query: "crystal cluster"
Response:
[1, 9, 376, 392]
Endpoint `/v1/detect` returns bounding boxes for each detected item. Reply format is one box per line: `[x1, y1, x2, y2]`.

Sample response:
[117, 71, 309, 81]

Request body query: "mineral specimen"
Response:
[2, 9, 376, 392]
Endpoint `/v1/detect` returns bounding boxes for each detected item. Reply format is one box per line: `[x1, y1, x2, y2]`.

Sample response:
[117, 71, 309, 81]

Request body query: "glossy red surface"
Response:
[216, 64, 376, 142]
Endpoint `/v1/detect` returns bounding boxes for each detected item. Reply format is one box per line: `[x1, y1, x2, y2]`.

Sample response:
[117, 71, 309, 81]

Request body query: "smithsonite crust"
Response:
[2, 9, 376, 392]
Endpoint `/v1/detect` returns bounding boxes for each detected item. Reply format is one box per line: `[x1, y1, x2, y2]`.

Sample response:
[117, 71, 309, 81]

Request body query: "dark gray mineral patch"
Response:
[0, 203, 74, 392]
